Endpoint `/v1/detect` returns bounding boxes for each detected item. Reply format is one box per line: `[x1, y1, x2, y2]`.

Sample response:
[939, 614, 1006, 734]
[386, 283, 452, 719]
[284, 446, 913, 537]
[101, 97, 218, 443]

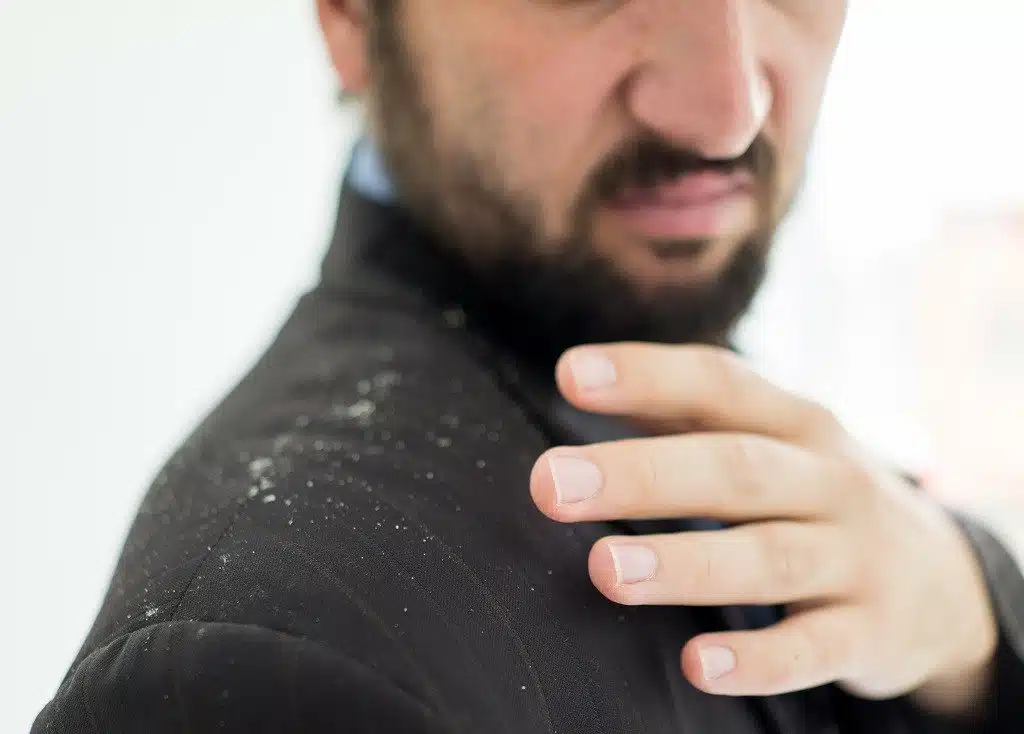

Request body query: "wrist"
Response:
[910, 518, 1000, 720]
[911, 538, 999, 720]
[910, 641, 996, 721]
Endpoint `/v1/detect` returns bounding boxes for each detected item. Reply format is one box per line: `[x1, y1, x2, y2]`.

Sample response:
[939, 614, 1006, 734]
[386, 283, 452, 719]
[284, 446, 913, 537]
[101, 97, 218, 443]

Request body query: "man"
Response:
[34, 1, 1024, 732]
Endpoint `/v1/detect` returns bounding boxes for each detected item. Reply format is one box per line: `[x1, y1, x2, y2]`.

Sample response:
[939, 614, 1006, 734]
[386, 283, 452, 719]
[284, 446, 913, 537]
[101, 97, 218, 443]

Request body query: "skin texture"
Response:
[320, 0, 844, 358]
[533, 344, 997, 713]
[318, 0, 999, 719]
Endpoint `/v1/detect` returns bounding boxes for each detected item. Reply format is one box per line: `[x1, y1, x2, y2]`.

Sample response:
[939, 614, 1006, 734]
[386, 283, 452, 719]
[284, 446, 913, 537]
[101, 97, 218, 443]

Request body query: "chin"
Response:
[610, 237, 741, 285]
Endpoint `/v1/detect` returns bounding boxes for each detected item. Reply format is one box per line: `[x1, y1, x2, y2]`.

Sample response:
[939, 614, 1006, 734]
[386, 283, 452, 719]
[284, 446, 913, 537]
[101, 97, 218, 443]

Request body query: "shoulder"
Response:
[66, 284, 554, 715]
[202, 284, 546, 460]
[33, 620, 449, 733]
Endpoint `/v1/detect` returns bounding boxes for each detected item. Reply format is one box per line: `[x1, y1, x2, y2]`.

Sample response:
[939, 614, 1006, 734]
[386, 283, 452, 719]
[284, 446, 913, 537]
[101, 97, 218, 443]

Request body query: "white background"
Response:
[3, 2, 1023, 731]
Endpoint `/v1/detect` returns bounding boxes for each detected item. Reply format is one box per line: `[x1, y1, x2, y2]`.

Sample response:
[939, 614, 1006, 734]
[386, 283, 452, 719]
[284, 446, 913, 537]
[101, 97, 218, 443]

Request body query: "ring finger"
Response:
[589, 522, 854, 608]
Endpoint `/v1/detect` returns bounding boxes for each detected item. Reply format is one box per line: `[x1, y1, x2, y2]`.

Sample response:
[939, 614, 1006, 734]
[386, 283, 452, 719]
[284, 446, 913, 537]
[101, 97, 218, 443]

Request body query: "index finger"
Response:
[556, 343, 841, 447]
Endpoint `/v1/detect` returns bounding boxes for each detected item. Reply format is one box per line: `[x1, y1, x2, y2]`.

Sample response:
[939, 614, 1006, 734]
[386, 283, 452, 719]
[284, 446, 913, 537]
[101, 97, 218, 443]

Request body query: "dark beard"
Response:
[465, 236, 770, 366]
[366, 1, 779, 365]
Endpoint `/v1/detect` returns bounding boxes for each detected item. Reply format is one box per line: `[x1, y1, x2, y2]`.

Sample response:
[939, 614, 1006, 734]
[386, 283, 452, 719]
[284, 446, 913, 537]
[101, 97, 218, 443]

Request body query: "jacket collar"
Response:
[321, 180, 579, 440]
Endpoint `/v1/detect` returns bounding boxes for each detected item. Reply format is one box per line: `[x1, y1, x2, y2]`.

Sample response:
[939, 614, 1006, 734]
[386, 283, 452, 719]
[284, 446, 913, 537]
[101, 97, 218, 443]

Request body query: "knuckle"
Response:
[719, 435, 769, 503]
[780, 640, 819, 689]
[804, 622, 849, 677]
[834, 515, 881, 594]
[691, 346, 748, 416]
[757, 524, 814, 592]
[832, 457, 881, 514]
[806, 402, 843, 439]
[760, 648, 799, 691]
[787, 395, 847, 449]
[822, 527, 861, 594]
[640, 448, 663, 506]
[682, 541, 717, 591]
[767, 628, 827, 690]
[758, 617, 857, 692]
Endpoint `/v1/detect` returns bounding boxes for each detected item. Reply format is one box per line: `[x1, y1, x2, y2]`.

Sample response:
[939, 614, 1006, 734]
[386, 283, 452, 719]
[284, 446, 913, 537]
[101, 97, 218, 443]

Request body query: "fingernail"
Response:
[569, 351, 617, 391]
[700, 646, 737, 681]
[548, 455, 603, 505]
[609, 545, 658, 584]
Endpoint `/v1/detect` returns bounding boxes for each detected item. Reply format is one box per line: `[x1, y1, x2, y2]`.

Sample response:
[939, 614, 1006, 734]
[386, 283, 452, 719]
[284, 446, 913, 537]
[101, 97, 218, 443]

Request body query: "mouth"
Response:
[601, 169, 756, 241]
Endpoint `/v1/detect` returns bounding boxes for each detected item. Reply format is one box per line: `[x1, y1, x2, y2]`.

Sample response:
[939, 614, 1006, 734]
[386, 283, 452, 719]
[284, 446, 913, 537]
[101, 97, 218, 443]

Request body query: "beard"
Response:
[365, 1, 785, 364]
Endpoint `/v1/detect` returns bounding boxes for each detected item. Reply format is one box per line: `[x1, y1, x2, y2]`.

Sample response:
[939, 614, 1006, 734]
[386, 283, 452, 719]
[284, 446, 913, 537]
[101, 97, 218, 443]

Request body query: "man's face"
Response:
[322, 0, 847, 351]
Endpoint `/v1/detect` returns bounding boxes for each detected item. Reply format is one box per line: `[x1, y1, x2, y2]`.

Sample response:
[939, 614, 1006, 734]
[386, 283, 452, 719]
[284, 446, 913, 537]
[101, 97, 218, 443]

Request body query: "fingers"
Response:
[681, 606, 864, 696]
[531, 433, 842, 524]
[556, 343, 842, 447]
[588, 522, 854, 607]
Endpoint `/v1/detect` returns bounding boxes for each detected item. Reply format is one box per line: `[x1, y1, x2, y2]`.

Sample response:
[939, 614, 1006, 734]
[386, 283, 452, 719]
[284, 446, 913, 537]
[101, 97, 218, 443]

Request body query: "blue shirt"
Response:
[348, 139, 396, 204]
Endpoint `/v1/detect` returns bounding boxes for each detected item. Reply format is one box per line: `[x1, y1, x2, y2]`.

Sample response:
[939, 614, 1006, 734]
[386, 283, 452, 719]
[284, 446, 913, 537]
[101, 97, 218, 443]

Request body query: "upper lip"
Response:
[609, 169, 755, 207]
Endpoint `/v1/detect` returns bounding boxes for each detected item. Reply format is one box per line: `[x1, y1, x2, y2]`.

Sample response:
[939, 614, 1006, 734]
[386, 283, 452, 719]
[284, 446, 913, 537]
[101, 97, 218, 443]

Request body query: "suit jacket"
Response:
[34, 184, 1024, 733]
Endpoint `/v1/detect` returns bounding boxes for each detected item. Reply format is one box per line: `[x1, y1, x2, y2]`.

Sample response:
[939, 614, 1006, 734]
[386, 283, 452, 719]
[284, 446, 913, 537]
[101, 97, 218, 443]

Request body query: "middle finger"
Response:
[531, 433, 840, 525]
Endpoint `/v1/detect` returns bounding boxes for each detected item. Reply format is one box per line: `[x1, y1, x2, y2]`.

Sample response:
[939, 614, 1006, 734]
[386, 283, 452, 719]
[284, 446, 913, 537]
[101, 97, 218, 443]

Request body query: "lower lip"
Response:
[603, 184, 754, 240]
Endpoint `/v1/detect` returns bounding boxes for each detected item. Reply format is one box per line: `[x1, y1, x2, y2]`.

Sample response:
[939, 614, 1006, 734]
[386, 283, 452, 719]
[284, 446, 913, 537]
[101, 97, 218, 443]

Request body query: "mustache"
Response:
[590, 133, 776, 201]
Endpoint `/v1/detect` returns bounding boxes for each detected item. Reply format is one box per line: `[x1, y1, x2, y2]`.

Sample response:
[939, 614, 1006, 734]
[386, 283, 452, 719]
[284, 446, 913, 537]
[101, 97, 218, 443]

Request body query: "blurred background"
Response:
[2, 1, 1022, 731]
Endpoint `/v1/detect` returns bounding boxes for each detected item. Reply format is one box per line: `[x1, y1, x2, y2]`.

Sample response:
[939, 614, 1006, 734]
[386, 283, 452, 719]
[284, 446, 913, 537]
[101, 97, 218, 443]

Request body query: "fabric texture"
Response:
[34, 184, 1024, 733]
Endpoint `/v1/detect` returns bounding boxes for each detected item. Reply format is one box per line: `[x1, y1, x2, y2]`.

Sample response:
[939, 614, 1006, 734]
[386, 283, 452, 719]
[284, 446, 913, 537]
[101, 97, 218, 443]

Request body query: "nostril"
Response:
[625, 53, 769, 164]
[697, 92, 766, 162]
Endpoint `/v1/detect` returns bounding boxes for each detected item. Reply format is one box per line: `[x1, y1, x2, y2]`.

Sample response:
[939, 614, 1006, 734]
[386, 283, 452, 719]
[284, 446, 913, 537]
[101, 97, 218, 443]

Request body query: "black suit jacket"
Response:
[35, 185, 1024, 733]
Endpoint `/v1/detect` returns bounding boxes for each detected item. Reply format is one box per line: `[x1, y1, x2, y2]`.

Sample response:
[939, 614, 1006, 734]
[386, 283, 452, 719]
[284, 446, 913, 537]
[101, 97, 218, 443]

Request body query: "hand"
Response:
[529, 344, 998, 713]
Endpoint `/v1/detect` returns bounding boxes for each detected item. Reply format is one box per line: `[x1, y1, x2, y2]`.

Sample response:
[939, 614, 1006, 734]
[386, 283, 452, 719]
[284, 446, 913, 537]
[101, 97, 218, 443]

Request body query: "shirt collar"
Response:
[347, 138, 396, 204]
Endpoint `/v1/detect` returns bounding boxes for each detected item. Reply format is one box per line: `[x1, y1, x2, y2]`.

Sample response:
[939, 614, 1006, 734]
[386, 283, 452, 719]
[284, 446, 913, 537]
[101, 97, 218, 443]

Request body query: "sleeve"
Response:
[910, 513, 1024, 733]
[32, 620, 451, 734]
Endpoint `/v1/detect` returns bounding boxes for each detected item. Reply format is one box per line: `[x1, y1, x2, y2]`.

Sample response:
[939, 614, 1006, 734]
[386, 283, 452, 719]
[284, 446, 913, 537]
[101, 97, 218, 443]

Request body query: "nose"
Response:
[625, 0, 770, 161]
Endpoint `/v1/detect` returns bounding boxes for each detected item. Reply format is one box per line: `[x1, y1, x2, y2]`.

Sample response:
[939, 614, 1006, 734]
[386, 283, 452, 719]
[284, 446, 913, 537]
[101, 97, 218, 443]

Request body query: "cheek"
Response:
[760, 10, 846, 202]
[492, 35, 637, 232]
[508, 46, 628, 187]
[416, 4, 634, 227]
